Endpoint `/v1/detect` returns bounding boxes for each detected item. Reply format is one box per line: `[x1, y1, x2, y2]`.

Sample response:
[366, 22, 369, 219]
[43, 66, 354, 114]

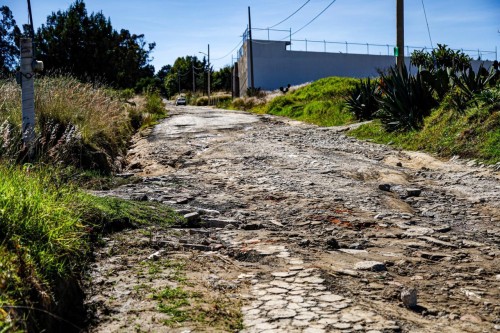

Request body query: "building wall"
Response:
[238, 39, 493, 95]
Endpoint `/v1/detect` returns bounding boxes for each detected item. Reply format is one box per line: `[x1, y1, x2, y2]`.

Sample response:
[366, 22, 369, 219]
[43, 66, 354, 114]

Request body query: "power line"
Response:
[269, 0, 311, 29]
[287, 0, 338, 39]
[211, 40, 243, 61]
[421, 0, 434, 49]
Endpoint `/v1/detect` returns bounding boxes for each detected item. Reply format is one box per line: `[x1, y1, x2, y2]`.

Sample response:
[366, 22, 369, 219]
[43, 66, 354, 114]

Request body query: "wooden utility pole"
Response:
[248, 6, 255, 90]
[396, 0, 405, 70]
[20, 38, 36, 144]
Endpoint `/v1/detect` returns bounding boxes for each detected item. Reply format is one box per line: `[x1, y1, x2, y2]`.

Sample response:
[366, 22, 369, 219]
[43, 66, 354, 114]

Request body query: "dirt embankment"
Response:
[86, 104, 500, 333]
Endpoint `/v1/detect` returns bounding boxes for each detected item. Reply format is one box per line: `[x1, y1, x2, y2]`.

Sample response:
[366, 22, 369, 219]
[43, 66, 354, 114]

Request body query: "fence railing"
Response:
[240, 27, 498, 61]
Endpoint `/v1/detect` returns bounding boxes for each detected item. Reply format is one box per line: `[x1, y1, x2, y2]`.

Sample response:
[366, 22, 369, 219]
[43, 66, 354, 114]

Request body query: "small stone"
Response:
[268, 308, 297, 319]
[332, 323, 352, 329]
[406, 188, 422, 197]
[354, 261, 387, 272]
[299, 239, 311, 247]
[241, 222, 264, 230]
[267, 287, 289, 294]
[317, 294, 344, 303]
[396, 162, 403, 167]
[325, 237, 340, 249]
[378, 184, 391, 192]
[183, 212, 201, 226]
[272, 271, 297, 278]
[460, 314, 482, 323]
[401, 287, 418, 308]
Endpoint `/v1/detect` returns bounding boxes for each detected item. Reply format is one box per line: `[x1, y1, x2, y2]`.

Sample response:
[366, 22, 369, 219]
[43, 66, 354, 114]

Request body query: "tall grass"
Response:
[0, 165, 182, 331]
[0, 75, 165, 172]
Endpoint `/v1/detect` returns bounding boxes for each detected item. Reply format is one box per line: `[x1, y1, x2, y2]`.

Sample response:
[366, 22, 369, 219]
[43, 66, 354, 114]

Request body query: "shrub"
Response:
[345, 78, 380, 120]
[376, 65, 438, 132]
[196, 96, 209, 106]
[144, 91, 166, 115]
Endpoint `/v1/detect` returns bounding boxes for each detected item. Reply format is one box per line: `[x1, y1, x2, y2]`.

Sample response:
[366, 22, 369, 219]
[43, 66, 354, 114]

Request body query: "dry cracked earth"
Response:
[85, 103, 500, 333]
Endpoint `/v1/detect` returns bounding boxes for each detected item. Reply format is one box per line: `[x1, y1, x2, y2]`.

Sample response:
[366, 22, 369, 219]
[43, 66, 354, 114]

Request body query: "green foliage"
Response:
[452, 65, 496, 106]
[0, 6, 21, 75]
[144, 90, 166, 115]
[35, 0, 155, 88]
[345, 78, 380, 120]
[0, 165, 181, 330]
[376, 65, 438, 132]
[258, 77, 358, 127]
[164, 56, 207, 98]
[350, 85, 500, 164]
[211, 65, 232, 92]
[411, 44, 472, 72]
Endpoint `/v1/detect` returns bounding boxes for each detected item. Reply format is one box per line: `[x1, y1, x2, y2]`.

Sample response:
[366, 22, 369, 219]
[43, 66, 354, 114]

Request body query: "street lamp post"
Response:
[199, 44, 210, 100]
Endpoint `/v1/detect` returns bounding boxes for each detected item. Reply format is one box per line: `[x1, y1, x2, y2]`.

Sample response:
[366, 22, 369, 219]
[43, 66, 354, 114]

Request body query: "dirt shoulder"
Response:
[86, 103, 500, 332]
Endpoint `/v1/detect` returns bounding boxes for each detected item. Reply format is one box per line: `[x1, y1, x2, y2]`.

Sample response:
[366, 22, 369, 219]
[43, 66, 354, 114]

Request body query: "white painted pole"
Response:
[20, 38, 35, 144]
[207, 44, 211, 100]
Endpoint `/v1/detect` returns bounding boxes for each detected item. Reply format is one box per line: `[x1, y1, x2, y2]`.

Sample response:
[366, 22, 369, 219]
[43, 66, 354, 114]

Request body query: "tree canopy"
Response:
[34, 0, 155, 88]
[0, 6, 21, 75]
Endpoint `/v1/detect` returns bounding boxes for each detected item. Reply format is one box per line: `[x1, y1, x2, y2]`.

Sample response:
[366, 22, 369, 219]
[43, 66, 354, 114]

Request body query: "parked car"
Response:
[175, 96, 186, 106]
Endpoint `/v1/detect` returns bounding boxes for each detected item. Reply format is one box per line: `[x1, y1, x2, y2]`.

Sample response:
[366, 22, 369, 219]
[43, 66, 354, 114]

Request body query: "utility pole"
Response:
[20, 38, 35, 144]
[248, 6, 255, 90]
[396, 0, 405, 71]
[192, 59, 195, 93]
[207, 44, 211, 100]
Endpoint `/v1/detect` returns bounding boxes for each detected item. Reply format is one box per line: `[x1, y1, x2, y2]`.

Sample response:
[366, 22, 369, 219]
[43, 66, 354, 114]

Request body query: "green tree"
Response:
[0, 6, 21, 75]
[35, 0, 155, 88]
[212, 65, 232, 92]
[164, 56, 206, 97]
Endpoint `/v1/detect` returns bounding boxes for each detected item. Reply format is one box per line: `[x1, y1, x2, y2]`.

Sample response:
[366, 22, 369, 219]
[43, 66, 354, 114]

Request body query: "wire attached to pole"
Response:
[421, 0, 434, 50]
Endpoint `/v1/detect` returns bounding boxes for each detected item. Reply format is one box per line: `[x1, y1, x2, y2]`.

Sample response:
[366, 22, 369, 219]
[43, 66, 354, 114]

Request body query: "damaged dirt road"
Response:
[86, 104, 500, 333]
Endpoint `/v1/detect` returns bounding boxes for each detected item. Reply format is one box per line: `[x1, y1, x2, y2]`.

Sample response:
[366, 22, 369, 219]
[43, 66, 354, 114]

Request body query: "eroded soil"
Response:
[86, 104, 500, 333]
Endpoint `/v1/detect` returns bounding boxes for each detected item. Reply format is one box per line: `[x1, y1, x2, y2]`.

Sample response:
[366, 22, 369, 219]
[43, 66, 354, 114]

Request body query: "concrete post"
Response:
[207, 44, 211, 100]
[20, 38, 35, 144]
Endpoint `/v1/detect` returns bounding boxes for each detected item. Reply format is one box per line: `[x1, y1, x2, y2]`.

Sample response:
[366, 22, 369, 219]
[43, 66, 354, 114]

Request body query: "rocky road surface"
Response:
[86, 103, 500, 333]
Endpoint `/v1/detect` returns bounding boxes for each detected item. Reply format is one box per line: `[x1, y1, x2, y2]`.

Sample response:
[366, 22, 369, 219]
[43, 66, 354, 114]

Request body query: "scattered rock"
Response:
[241, 222, 264, 230]
[378, 184, 391, 192]
[406, 188, 422, 197]
[268, 308, 297, 319]
[146, 249, 165, 261]
[325, 237, 340, 250]
[354, 261, 387, 272]
[401, 287, 418, 308]
[299, 239, 311, 247]
[183, 212, 201, 226]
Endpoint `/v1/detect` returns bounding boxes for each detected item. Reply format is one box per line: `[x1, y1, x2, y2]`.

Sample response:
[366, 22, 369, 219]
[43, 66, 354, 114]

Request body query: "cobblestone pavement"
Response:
[87, 104, 500, 333]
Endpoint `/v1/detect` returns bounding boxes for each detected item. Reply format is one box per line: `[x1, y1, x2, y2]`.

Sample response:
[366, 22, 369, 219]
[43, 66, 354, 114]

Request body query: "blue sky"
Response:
[4, 0, 500, 72]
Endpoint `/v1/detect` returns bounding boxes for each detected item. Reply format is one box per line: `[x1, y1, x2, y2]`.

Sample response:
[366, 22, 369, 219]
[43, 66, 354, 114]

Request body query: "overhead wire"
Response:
[269, 0, 311, 29]
[285, 0, 338, 39]
[421, 0, 434, 49]
[211, 40, 244, 61]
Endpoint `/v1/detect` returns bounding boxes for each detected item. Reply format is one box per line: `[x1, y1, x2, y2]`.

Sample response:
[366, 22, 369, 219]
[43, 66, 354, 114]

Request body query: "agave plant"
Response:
[452, 65, 496, 101]
[376, 65, 438, 132]
[345, 78, 380, 121]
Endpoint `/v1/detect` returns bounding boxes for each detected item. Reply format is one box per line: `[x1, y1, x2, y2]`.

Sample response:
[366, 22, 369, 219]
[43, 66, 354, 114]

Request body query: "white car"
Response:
[175, 96, 186, 106]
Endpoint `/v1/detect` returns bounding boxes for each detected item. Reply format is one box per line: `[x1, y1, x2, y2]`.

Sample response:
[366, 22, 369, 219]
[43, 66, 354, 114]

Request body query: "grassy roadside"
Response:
[231, 77, 359, 127]
[0, 75, 175, 331]
[349, 90, 500, 165]
[0, 165, 183, 331]
[0, 76, 167, 173]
